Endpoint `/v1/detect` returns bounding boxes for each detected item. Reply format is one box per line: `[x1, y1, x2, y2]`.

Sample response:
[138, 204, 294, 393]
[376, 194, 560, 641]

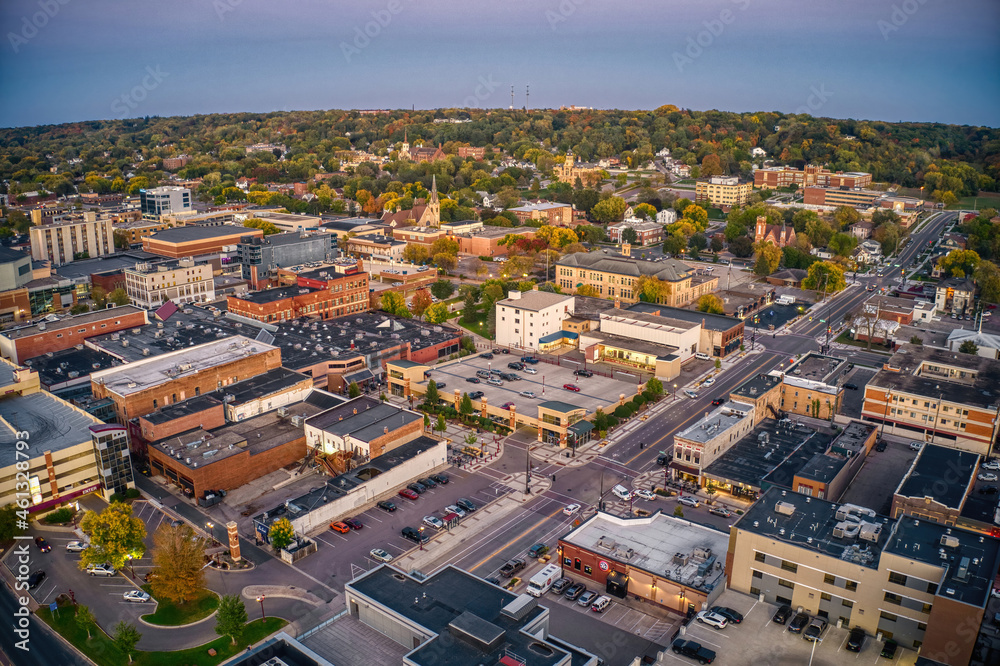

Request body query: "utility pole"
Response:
[525, 443, 532, 494]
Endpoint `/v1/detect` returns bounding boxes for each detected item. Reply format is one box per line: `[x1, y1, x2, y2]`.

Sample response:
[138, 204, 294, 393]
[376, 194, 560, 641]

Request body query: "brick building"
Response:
[753, 165, 872, 190]
[803, 187, 882, 208]
[142, 225, 263, 258]
[509, 202, 573, 226]
[90, 335, 281, 423]
[456, 145, 485, 160]
[304, 395, 424, 459]
[0, 306, 149, 364]
[226, 269, 369, 323]
[455, 226, 536, 258]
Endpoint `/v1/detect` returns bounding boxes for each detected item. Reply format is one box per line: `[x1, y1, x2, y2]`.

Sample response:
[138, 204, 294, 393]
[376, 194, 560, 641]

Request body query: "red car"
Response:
[398, 488, 419, 500]
[343, 517, 363, 530]
[563, 383, 581, 392]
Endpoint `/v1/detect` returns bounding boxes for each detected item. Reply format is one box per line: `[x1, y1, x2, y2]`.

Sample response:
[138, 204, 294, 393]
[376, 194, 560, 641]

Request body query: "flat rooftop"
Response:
[140, 394, 223, 425]
[885, 518, 1000, 607]
[91, 335, 276, 395]
[498, 291, 572, 312]
[786, 352, 848, 383]
[0, 306, 147, 340]
[676, 402, 753, 445]
[601, 308, 699, 333]
[730, 372, 782, 401]
[735, 488, 890, 566]
[869, 344, 1000, 410]
[233, 285, 320, 304]
[627, 301, 741, 332]
[895, 444, 978, 510]
[0, 392, 102, 466]
[581, 330, 679, 359]
[830, 421, 877, 455]
[305, 396, 422, 443]
[348, 566, 572, 666]
[26, 346, 122, 386]
[145, 225, 251, 243]
[52, 252, 161, 280]
[561, 511, 728, 594]
[220, 367, 313, 405]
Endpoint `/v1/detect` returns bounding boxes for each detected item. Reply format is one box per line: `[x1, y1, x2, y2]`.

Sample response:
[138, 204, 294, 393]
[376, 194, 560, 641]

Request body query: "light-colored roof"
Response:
[497, 291, 573, 312]
[557, 252, 694, 283]
[947, 328, 1000, 350]
[0, 306, 147, 340]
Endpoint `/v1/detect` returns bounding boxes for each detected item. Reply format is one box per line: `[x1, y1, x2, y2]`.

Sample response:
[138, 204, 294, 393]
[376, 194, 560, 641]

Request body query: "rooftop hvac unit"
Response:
[774, 501, 795, 516]
[940, 535, 960, 548]
[833, 521, 860, 539]
[858, 522, 882, 542]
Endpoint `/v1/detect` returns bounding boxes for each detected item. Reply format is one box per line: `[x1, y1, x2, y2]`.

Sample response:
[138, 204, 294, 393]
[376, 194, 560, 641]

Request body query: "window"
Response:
[750, 586, 760, 596]
[883, 592, 902, 605]
[921, 603, 932, 615]
[888, 571, 907, 586]
[927, 582, 938, 594]
[824, 574, 836, 585]
[879, 611, 897, 622]
[845, 580, 858, 592]
[752, 570, 762, 579]
[780, 560, 798, 573]
[584, 565, 593, 575]
[820, 593, 831, 601]
[778, 579, 794, 589]
[917, 622, 927, 632]
[842, 599, 853, 608]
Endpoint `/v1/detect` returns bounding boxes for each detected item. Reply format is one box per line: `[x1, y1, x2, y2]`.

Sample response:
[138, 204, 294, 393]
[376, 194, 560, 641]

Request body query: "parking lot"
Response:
[668, 591, 910, 665]
[425, 355, 642, 420]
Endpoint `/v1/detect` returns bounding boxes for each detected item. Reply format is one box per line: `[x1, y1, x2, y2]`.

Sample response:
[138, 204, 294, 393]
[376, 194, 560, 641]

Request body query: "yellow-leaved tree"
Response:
[78, 502, 147, 571]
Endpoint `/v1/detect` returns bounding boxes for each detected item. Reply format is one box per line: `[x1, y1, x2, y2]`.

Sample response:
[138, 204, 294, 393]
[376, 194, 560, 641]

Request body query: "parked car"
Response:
[519, 390, 538, 399]
[398, 488, 419, 500]
[527, 543, 549, 558]
[703, 377, 715, 386]
[562, 383, 581, 392]
[369, 548, 393, 563]
[466, 377, 481, 384]
[772, 604, 793, 625]
[418, 477, 437, 489]
[591, 595, 611, 612]
[422, 515, 444, 530]
[479, 353, 494, 359]
[435, 382, 447, 390]
[501, 401, 515, 409]
[87, 563, 116, 577]
[563, 503, 581, 515]
[909, 441, 923, 451]
[803, 617, 828, 642]
[635, 489, 656, 501]
[563, 582, 586, 600]
[27, 570, 46, 589]
[65, 540, 87, 553]
[499, 558, 526, 578]
[677, 496, 700, 508]
[574, 369, 593, 378]
[34, 537, 51, 553]
[377, 500, 397, 512]
[844, 382, 859, 390]
[787, 612, 810, 633]
[982, 459, 1000, 471]
[551, 578, 571, 594]
[469, 391, 484, 399]
[406, 482, 427, 494]
[456, 498, 477, 512]
[343, 517, 363, 530]
[711, 398, 724, 406]
[401, 526, 429, 544]
[508, 362, 524, 370]
[329, 521, 351, 534]
[123, 590, 151, 603]
[444, 505, 467, 518]
[577, 590, 599, 607]
[979, 485, 999, 495]
[523, 367, 538, 374]
[695, 610, 728, 630]
[979, 473, 998, 482]
[875, 440, 887, 452]
[671, 639, 716, 664]
[880, 639, 898, 659]
[484, 576, 501, 586]
[845, 627, 865, 652]
[522, 357, 540, 364]
[710, 606, 743, 624]
[708, 506, 732, 518]
[431, 473, 449, 485]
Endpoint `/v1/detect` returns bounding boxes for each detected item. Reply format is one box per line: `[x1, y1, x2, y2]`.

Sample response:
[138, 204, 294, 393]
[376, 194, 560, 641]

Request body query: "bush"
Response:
[109, 492, 125, 504]
[632, 395, 646, 408]
[43, 507, 76, 524]
[614, 404, 633, 419]
[125, 488, 141, 499]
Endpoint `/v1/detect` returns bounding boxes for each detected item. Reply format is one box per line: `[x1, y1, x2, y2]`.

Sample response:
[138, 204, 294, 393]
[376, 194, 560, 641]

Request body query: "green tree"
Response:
[112, 621, 142, 663]
[635, 275, 672, 304]
[0, 504, 17, 542]
[435, 414, 447, 434]
[728, 236, 753, 258]
[109, 288, 130, 306]
[805, 217, 834, 248]
[215, 594, 248, 645]
[70, 302, 90, 314]
[710, 236, 724, 252]
[828, 232, 858, 257]
[937, 249, 981, 278]
[959, 340, 980, 355]
[873, 222, 902, 255]
[910, 336, 923, 345]
[459, 393, 474, 415]
[621, 227, 638, 245]
[802, 261, 847, 293]
[645, 377, 664, 396]
[149, 523, 206, 605]
[75, 605, 97, 639]
[79, 502, 147, 571]
[461, 290, 478, 322]
[576, 225, 607, 244]
[348, 382, 361, 398]
[424, 302, 449, 324]
[632, 202, 657, 220]
[696, 294, 726, 314]
[430, 280, 455, 300]
[753, 242, 782, 276]
[380, 291, 410, 317]
[975, 261, 1000, 303]
[91, 286, 108, 308]
[268, 517, 295, 550]
[591, 196, 628, 223]
[425, 379, 440, 406]
[833, 206, 861, 230]
[663, 232, 687, 256]
[689, 233, 707, 252]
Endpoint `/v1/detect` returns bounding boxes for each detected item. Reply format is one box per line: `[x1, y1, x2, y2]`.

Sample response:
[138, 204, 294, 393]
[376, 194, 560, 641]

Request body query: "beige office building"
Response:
[30, 211, 115, 265]
[123, 258, 215, 309]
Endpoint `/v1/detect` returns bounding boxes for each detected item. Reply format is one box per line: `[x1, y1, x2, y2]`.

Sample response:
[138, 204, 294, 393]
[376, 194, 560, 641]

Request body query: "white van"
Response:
[526, 563, 561, 597]
[612, 485, 632, 501]
[776, 294, 795, 306]
[695, 352, 710, 361]
[591, 595, 612, 613]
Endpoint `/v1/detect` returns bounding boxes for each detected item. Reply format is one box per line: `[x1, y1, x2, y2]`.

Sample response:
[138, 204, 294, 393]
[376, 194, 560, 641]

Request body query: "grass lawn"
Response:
[455, 308, 489, 336]
[835, 331, 892, 353]
[139, 585, 219, 626]
[36, 602, 286, 666]
[948, 192, 1000, 211]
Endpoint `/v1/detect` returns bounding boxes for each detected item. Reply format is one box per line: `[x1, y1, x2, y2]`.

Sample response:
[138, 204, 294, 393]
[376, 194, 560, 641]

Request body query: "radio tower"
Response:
[510, 86, 514, 110]
[526, 85, 530, 111]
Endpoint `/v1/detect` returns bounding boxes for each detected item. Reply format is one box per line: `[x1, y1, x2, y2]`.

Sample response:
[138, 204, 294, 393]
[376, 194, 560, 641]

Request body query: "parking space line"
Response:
[314, 535, 339, 548]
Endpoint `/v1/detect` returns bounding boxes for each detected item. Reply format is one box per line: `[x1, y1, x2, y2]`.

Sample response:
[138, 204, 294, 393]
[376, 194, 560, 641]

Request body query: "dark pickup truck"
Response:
[671, 639, 716, 664]
[499, 558, 526, 578]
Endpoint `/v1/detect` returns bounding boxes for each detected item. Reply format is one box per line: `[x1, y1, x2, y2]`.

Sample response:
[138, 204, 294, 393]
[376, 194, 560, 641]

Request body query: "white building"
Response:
[750, 147, 767, 157]
[123, 258, 215, 308]
[139, 186, 191, 220]
[947, 328, 1000, 360]
[656, 208, 677, 225]
[495, 290, 574, 350]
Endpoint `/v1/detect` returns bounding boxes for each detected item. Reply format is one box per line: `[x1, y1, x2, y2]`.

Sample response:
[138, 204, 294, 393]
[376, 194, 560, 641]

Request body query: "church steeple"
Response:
[400, 130, 410, 160]
[427, 175, 440, 227]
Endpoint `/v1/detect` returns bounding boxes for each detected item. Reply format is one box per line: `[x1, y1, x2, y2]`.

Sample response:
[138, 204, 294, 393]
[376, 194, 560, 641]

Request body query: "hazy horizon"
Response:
[2, 0, 998, 129]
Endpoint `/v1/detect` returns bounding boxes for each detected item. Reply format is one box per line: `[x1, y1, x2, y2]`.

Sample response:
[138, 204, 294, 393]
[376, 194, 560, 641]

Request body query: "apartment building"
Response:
[508, 202, 573, 226]
[555, 252, 718, 308]
[139, 186, 191, 219]
[29, 212, 115, 265]
[861, 345, 1000, 455]
[124, 258, 215, 308]
[226, 269, 369, 323]
[495, 290, 574, 350]
[695, 175, 751, 208]
[114, 219, 173, 245]
[753, 165, 872, 190]
[456, 145, 485, 159]
[727, 489, 1000, 666]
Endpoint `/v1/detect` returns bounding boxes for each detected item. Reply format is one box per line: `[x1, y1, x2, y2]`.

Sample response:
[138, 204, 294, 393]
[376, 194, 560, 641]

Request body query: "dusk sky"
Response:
[1, 0, 998, 128]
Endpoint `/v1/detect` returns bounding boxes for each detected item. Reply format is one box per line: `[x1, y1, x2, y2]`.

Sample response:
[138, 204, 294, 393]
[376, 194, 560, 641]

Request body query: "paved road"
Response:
[0, 581, 85, 666]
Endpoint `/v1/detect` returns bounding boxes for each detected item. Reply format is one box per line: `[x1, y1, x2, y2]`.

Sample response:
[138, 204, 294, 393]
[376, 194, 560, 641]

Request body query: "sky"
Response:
[1, 0, 998, 129]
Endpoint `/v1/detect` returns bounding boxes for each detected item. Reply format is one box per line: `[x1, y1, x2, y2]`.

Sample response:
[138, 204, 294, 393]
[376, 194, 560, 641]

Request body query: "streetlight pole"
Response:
[419, 526, 425, 550]
[525, 444, 532, 494]
[673, 383, 677, 401]
[256, 594, 266, 621]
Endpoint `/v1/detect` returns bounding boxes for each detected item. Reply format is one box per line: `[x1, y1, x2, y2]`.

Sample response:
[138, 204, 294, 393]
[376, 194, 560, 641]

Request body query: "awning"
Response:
[568, 421, 594, 436]
[669, 461, 701, 476]
[344, 369, 375, 384]
[539, 330, 579, 344]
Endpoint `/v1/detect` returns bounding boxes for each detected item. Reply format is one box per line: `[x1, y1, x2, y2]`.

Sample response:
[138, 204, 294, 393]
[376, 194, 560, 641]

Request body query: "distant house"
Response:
[656, 209, 677, 225]
[810, 247, 834, 260]
[940, 233, 968, 252]
[935, 277, 977, 315]
[849, 221, 873, 239]
[766, 269, 808, 288]
[854, 240, 883, 264]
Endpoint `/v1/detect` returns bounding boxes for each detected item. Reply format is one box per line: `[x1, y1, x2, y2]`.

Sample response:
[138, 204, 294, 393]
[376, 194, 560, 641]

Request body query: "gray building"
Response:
[139, 186, 191, 219]
[238, 231, 337, 288]
[0, 246, 32, 290]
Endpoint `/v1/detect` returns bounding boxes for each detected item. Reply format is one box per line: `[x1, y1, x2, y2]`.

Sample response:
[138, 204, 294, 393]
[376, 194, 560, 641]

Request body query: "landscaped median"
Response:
[139, 585, 219, 626]
[36, 600, 286, 666]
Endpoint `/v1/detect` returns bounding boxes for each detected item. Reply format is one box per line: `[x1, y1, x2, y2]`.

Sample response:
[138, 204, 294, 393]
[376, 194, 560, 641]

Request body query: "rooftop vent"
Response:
[940, 535, 960, 548]
[775, 501, 795, 516]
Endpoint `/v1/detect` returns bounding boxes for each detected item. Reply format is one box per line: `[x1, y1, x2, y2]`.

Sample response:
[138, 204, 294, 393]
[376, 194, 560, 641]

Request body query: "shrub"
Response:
[109, 492, 125, 504]
[614, 405, 633, 419]
[44, 507, 75, 524]
[632, 395, 646, 408]
[125, 488, 141, 499]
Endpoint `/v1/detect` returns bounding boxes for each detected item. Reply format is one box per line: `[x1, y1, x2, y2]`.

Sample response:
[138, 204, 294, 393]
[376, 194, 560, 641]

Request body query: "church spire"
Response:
[431, 174, 438, 201]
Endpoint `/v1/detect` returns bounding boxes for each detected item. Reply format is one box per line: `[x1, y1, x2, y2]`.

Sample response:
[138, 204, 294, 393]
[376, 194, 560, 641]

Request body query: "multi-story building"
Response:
[552, 151, 602, 186]
[226, 270, 369, 323]
[508, 202, 573, 226]
[0, 247, 33, 291]
[454, 226, 536, 258]
[237, 231, 338, 289]
[495, 290, 574, 350]
[142, 225, 262, 258]
[622, 302, 746, 359]
[727, 488, 1000, 666]
[139, 186, 191, 219]
[160, 155, 190, 171]
[695, 175, 751, 208]
[304, 395, 424, 459]
[934, 277, 976, 315]
[555, 252, 718, 308]
[753, 165, 872, 190]
[456, 145, 485, 159]
[608, 218, 663, 245]
[90, 335, 281, 423]
[345, 235, 406, 261]
[123, 258, 215, 308]
[891, 443, 979, 526]
[671, 402, 755, 480]
[861, 344, 1000, 456]
[113, 219, 173, 246]
[0, 305, 148, 364]
[390, 226, 446, 248]
[803, 187, 882, 208]
[29, 211, 115, 265]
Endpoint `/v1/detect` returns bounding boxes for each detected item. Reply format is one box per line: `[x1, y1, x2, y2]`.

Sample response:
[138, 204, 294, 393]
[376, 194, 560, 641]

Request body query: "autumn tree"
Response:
[403, 244, 430, 264]
[91, 286, 108, 308]
[215, 594, 248, 645]
[937, 249, 981, 278]
[833, 206, 861, 230]
[380, 291, 411, 317]
[753, 241, 782, 276]
[268, 517, 295, 550]
[802, 261, 847, 293]
[591, 196, 627, 223]
[424, 302, 449, 323]
[635, 275, 672, 304]
[536, 225, 578, 249]
[974, 261, 1000, 303]
[682, 204, 709, 230]
[411, 290, 432, 319]
[576, 284, 600, 297]
[112, 621, 141, 663]
[696, 294, 726, 314]
[632, 202, 657, 220]
[79, 502, 147, 571]
[430, 236, 459, 258]
[149, 523, 206, 604]
[700, 154, 723, 177]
